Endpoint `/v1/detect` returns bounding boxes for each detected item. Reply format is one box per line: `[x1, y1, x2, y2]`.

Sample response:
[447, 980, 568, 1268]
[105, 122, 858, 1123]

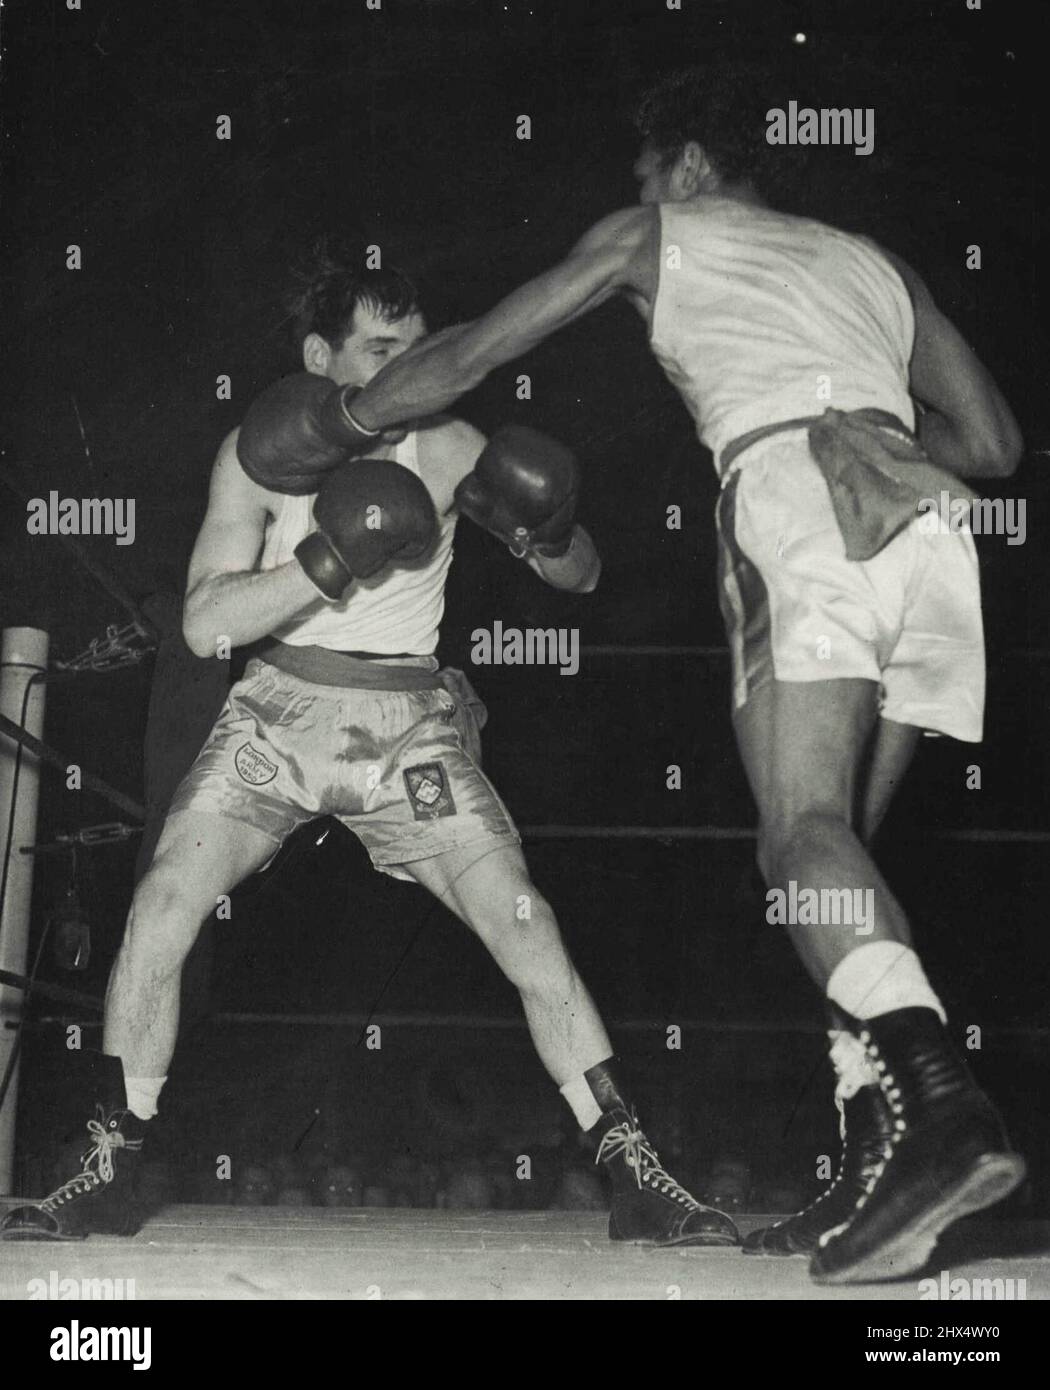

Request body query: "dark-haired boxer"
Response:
[313, 68, 1027, 1283]
[2, 250, 737, 1250]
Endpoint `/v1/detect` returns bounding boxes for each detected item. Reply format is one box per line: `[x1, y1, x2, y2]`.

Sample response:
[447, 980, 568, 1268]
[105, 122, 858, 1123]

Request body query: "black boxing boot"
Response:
[744, 1082, 897, 1256]
[1, 1052, 146, 1241]
[810, 1009, 1026, 1284]
[586, 1059, 740, 1247]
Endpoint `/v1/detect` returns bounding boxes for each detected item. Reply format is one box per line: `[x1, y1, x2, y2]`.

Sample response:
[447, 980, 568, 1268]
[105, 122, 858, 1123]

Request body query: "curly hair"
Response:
[634, 62, 808, 197]
[285, 237, 420, 348]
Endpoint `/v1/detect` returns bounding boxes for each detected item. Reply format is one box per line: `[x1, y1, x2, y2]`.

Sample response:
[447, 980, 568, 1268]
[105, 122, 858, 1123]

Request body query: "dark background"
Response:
[1, 0, 1047, 1210]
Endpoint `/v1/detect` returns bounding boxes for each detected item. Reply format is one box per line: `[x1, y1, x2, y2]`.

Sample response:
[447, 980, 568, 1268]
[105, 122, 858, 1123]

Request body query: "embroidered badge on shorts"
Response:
[403, 762, 457, 820]
[234, 742, 279, 786]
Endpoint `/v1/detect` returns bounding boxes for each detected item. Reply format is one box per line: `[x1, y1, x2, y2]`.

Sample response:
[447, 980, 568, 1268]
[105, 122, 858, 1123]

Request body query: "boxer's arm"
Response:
[883, 252, 1023, 477]
[525, 525, 601, 593]
[352, 206, 658, 427]
[440, 420, 600, 593]
[182, 430, 319, 658]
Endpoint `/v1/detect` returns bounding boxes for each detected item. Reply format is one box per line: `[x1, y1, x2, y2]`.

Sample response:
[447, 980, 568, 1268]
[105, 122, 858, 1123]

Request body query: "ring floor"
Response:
[1, 1205, 1047, 1300]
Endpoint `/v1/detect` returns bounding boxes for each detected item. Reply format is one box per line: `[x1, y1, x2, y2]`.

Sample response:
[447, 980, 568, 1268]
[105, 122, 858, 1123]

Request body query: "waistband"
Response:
[719, 408, 912, 480]
[253, 638, 443, 691]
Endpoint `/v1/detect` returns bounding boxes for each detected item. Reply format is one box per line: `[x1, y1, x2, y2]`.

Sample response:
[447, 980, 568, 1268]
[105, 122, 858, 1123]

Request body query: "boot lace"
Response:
[40, 1112, 140, 1213]
[772, 1090, 848, 1229]
[595, 1114, 702, 1209]
[845, 1032, 907, 1213]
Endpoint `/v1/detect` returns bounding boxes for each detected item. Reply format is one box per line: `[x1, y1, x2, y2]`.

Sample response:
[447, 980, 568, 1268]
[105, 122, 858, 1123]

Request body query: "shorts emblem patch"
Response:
[234, 742, 279, 786]
[403, 762, 457, 820]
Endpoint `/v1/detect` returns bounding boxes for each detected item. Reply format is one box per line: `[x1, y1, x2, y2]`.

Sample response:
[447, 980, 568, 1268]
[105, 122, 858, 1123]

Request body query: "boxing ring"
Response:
[0, 1205, 1045, 1301]
[1, 604, 1048, 1299]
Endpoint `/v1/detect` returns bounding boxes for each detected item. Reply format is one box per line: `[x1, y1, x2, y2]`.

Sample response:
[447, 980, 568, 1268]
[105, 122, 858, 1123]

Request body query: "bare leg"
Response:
[403, 843, 742, 1247]
[402, 842, 612, 1086]
[859, 716, 920, 843]
[733, 678, 913, 987]
[104, 811, 280, 1076]
[735, 687, 920, 846]
[856, 716, 920, 947]
[736, 687, 919, 952]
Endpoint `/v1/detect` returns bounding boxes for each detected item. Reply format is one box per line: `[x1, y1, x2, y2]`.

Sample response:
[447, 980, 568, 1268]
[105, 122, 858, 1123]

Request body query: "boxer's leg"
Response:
[358, 683, 736, 1243]
[737, 676, 912, 985]
[1, 811, 282, 1241]
[401, 841, 610, 1087]
[736, 680, 927, 1259]
[104, 810, 280, 1080]
[737, 686, 920, 862]
[732, 680, 775, 874]
[105, 655, 318, 1097]
[858, 716, 920, 847]
[733, 677, 1022, 1281]
[402, 840, 740, 1246]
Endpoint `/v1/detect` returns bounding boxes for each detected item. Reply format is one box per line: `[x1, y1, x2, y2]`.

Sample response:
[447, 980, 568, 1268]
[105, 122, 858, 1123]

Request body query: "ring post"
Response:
[0, 627, 49, 1193]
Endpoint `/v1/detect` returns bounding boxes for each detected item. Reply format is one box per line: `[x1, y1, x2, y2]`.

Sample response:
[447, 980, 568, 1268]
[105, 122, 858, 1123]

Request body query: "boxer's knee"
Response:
[120, 868, 209, 976]
[474, 884, 572, 994]
[763, 806, 850, 882]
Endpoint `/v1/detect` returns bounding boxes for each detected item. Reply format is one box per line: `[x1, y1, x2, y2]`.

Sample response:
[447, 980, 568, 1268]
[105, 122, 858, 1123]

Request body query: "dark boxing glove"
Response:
[294, 459, 438, 600]
[454, 426, 579, 558]
[237, 373, 404, 495]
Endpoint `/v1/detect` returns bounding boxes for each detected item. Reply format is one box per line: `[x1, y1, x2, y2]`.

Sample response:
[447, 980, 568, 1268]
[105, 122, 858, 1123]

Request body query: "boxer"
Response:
[2, 247, 736, 1250]
[302, 67, 1027, 1283]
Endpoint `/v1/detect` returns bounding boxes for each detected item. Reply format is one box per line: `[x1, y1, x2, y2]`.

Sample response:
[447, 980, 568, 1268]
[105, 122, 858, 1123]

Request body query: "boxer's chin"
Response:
[381, 428, 408, 445]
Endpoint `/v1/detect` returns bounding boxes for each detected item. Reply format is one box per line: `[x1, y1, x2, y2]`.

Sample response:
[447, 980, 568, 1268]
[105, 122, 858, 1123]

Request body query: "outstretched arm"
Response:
[352, 206, 657, 429]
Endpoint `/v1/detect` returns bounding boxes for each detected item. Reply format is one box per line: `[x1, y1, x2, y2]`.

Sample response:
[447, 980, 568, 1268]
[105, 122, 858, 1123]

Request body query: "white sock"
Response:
[826, 942, 946, 1024]
[559, 1074, 603, 1131]
[827, 1029, 879, 1099]
[124, 1075, 167, 1122]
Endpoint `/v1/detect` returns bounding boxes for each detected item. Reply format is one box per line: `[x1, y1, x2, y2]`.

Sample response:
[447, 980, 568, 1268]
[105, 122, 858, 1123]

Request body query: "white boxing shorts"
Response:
[167, 656, 520, 879]
[715, 430, 985, 742]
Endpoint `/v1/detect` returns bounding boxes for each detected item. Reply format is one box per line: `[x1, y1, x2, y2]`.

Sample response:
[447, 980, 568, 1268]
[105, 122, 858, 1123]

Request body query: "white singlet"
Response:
[258, 431, 455, 653]
[649, 198, 917, 472]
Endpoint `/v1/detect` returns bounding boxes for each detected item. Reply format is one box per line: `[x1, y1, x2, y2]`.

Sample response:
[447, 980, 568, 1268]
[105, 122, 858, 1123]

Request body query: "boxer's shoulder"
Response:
[210, 425, 280, 512]
[574, 203, 656, 253]
[570, 205, 660, 306]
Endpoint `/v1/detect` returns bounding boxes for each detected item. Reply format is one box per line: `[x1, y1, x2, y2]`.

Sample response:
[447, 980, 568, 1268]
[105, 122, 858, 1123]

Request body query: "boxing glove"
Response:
[454, 426, 579, 557]
[294, 459, 437, 600]
[237, 373, 404, 495]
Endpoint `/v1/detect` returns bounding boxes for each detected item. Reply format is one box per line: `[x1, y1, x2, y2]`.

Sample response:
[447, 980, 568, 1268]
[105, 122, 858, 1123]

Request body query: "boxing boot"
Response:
[1, 1052, 146, 1241]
